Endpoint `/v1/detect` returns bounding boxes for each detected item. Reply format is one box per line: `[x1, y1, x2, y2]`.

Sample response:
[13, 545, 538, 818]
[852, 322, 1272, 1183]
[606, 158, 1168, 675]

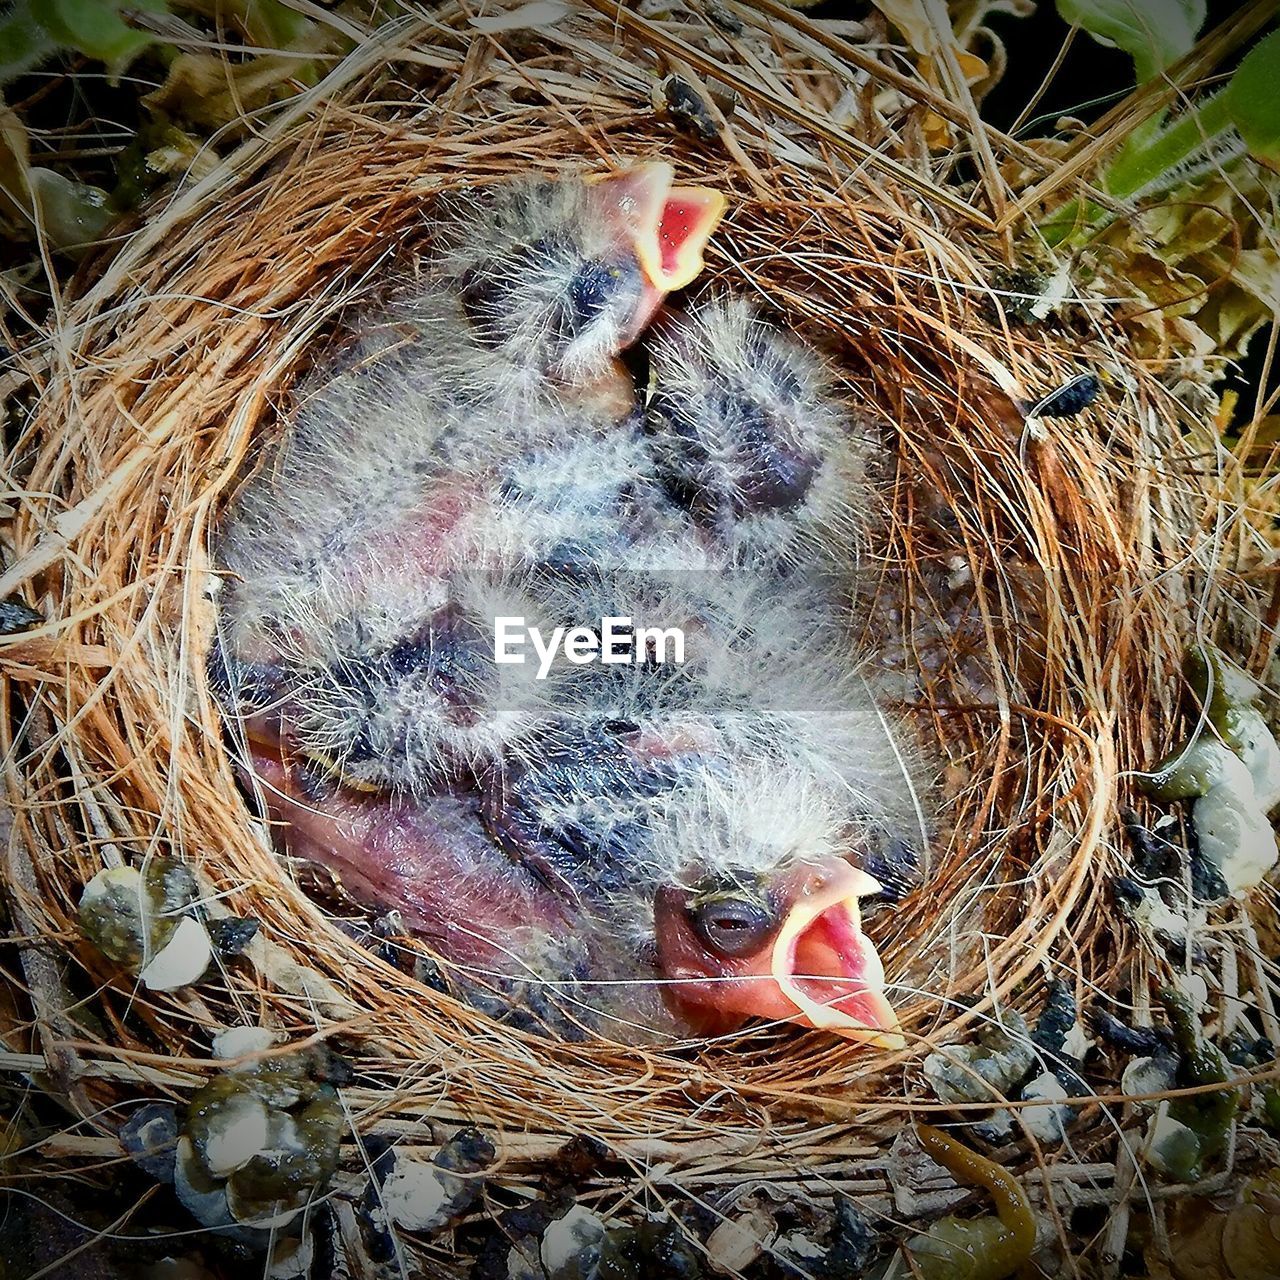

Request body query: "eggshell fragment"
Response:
[141, 916, 213, 991]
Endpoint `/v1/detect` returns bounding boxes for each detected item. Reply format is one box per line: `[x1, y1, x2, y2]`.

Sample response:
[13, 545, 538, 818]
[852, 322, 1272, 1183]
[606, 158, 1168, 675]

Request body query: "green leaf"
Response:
[1102, 89, 1232, 198]
[234, 0, 312, 50]
[1224, 29, 1280, 170]
[34, 0, 164, 80]
[0, 8, 57, 83]
[1056, 0, 1206, 82]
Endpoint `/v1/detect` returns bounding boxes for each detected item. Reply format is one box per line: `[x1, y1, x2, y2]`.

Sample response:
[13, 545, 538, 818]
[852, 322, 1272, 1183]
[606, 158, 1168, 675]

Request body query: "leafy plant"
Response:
[1056, 0, 1205, 84]
[1043, 22, 1280, 244]
[0, 0, 354, 252]
[0, 0, 169, 84]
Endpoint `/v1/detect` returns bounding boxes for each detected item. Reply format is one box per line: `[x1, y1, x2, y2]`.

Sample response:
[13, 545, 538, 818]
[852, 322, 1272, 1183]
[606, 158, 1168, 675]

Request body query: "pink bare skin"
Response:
[248, 749, 573, 970]
[654, 860, 901, 1046]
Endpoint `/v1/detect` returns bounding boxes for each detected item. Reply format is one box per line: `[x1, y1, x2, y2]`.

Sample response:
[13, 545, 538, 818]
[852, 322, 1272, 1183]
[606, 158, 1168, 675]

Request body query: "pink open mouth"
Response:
[769, 866, 904, 1047]
[644, 183, 728, 290]
[656, 860, 905, 1045]
[590, 162, 727, 346]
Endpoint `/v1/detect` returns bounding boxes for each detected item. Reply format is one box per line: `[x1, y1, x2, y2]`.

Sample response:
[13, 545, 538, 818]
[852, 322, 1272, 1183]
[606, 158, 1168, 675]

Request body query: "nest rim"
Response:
[0, 2, 1252, 1236]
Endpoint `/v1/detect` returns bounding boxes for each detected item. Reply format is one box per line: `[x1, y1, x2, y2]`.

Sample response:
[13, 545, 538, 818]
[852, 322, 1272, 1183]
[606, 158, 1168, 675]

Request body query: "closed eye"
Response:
[688, 897, 777, 958]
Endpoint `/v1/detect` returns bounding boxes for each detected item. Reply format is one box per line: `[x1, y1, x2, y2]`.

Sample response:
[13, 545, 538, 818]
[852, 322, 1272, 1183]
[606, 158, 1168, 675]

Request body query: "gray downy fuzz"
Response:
[212, 168, 930, 1044]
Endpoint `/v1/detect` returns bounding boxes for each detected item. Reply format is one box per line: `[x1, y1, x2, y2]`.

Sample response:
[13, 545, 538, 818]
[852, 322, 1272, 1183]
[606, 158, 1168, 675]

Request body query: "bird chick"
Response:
[213, 166, 929, 1046]
[650, 760, 903, 1042]
[437, 161, 727, 386]
[644, 297, 867, 564]
[217, 162, 723, 793]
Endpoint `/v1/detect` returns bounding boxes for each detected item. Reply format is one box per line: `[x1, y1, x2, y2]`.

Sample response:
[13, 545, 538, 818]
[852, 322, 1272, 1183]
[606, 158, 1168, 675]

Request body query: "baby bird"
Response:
[437, 163, 727, 385]
[216, 163, 724, 792]
[213, 165, 928, 1045]
[644, 297, 867, 565]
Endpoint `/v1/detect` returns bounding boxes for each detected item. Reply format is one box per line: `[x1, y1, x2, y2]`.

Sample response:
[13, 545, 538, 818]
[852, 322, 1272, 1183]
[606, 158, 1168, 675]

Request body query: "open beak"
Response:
[768, 864, 904, 1048]
[590, 161, 727, 341]
[656, 860, 904, 1047]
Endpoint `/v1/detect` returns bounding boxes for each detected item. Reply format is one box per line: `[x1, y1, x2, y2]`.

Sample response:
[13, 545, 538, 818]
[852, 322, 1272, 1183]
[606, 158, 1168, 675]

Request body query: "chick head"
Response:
[636, 755, 905, 1046]
[644, 298, 868, 563]
[439, 163, 725, 383]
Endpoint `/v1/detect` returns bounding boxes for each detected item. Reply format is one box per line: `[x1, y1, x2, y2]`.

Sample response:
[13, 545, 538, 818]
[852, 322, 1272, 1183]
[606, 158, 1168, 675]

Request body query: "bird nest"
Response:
[0, 2, 1269, 1275]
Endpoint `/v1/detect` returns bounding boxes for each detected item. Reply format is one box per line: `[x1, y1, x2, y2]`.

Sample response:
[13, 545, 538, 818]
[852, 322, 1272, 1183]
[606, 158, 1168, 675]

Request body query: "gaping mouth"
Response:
[656, 859, 906, 1045]
[769, 865, 904, 1048]
[593, 161, 727, 291]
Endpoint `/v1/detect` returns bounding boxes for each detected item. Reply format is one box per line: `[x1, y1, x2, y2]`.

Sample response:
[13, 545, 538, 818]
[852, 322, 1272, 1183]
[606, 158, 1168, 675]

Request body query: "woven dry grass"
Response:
[0, 1, 1272, 1273]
